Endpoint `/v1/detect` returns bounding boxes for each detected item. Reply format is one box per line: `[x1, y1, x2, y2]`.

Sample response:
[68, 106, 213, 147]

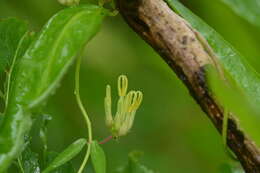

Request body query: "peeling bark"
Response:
[117, 0, 260, 172]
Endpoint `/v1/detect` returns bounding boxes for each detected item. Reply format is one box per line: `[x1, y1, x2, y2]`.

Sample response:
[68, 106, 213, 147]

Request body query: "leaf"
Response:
[42, 138, 86, 173]
[0, 4, 106, 172]
[0, 107, 32, 171]
[218, 163, 244, 173]
[8, 4, 107, 109]
[206, 66, 260, 145]
[5, 31, 36, 105]
[220, 0, 260, 27]
[45, 152, 75, 173]
[20, 147, 41, 173]
[91, 140, 106, 173]
[0, 31, 34, 172]
[0, 18, 28, 73]
[164, 0, 260, 146]
[115, 151, 155, 173]
[39, 114, 52, 156]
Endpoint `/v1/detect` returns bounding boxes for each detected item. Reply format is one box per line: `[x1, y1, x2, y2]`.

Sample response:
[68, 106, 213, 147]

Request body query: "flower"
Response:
[104, 75, 143, 137]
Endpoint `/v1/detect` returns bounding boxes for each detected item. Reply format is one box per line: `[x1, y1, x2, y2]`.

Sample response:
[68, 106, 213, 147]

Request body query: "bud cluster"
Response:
[104, 75, 143, 137]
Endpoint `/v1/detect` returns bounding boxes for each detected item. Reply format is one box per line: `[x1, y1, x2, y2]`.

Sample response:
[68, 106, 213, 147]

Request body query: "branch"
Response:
[117, 0, 260, 172]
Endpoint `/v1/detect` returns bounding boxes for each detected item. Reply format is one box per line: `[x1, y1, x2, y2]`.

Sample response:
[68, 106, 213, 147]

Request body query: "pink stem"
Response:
[99, 135, 113, 145]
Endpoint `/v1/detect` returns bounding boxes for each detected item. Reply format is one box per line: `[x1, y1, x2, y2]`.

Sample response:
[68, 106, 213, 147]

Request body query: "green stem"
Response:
[222, 109, 238, 161]
[75, 55, 93, 173]
[222, 108, 228, 147]
[17, 157, 25, 173]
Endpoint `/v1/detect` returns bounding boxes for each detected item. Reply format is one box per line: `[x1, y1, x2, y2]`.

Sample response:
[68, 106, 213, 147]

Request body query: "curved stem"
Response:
[75, 55, 92, 173]
[17, 157, 25, 173]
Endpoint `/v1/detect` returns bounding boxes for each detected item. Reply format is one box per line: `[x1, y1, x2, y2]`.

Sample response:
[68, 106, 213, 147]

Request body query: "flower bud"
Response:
[104, 85, 113, 128]
[104, 75, 143, 137]
[57, 0, 80, 6]
[118, 75, 128, 97]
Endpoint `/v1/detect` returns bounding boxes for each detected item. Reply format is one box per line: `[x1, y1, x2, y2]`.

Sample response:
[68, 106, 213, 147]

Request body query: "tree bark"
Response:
[117, 0, 260, 172]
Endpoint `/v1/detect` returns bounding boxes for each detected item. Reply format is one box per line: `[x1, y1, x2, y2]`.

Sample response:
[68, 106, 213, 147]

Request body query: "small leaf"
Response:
[91, 140, 106, 173]
[46, 152, 75, 173]
[115, 151, 155, 173]
[0, 18, 28, 73]
[43, 138, 86, 173]
[20, 147, 41, 173]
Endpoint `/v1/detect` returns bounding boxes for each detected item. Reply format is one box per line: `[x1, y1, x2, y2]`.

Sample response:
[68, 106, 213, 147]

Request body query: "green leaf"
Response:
[0, 107, 32, 172]
[218, 163, 244, 173]
[39, 114, 52, 163]
[0, 31, 35, 172]
[8, 4, 107, 109]
[5, 31, 36, 106]
[220, 0, 260, 27]
[45, 152, 75, 173]
[206, 66, 260, 147]
[115, 151, 155, 173]
[0, 18, 28, 73]
[43, 138, 86, 173]
[164, 0, 260, 146]
[0, 4, 106, 172]
[32, 113, 53, 168]
[90, 140, 106, 173]
[20, 147, 41, 173]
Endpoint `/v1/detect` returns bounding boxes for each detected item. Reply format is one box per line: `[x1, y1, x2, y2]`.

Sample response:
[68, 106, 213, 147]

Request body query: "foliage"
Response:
[45, 152, 75, 173]
[165, 0, 260, 147]
[220, 0, 260, 27]
[0, 0, 260, 172]
[20, 147, 41, 173]
[0, 18, 28, 73]
[115, 151, 155, 173]
[90, 141, 106, 173]
[43, 139, 86, 173]
[0, 3, 106, 172]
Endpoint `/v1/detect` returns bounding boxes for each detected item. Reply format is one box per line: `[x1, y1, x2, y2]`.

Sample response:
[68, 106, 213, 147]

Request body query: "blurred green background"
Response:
[1, 0, 259, 172]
